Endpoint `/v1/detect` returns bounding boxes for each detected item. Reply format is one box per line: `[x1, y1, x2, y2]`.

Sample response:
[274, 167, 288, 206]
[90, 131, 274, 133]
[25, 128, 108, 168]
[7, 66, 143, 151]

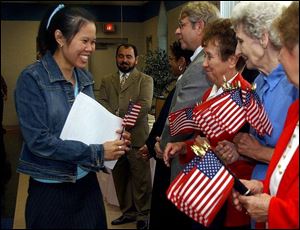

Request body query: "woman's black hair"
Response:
[37, 4, 96, 56]
[170, 41, 193, 65]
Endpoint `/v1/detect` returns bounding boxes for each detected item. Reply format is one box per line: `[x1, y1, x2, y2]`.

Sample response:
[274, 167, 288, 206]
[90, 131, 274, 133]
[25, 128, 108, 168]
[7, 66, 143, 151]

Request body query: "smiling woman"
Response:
[14, 4, 131, 229]
[230, 1, 299, 228]
[230, 0, 298, 181]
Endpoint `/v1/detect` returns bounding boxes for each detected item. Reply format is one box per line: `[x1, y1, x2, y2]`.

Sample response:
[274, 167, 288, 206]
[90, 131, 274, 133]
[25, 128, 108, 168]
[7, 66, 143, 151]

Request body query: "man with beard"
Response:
[98, 44, 153, 229]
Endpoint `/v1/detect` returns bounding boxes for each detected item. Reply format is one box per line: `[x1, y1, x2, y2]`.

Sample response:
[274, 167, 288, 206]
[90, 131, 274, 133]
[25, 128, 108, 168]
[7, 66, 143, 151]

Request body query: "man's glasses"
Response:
[178, 20, 189, 29]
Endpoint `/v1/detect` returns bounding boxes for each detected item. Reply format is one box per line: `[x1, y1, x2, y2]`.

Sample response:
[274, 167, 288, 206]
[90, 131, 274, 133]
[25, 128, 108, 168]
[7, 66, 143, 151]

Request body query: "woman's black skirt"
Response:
[25, 172, 107, 229]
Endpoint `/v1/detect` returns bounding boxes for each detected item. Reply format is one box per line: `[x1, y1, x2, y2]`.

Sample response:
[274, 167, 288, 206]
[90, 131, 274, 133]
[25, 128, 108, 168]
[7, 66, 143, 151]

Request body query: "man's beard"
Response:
[117, 63, 135, 73]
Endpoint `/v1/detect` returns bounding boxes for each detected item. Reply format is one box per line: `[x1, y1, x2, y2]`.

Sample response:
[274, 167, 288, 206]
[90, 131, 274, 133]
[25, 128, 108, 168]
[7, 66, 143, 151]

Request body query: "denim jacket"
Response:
[15, 51, 105, 182]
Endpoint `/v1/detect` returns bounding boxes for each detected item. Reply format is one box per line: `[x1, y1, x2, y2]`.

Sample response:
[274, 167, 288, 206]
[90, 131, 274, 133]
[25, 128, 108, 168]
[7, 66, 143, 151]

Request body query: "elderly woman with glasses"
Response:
[232, 2, 299, 228]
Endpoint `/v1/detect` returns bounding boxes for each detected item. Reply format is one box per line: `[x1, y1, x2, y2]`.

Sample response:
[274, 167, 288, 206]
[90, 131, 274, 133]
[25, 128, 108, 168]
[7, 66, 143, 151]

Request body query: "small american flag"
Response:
[166, 156, 202, 204]
[193, 88, 246, 139]
[211, 89, 246, 134]
[168, 107, 201, 136]
[166, 151, 234, 227]
[243, 90, 273, 136]
[122, 101, 141, 128]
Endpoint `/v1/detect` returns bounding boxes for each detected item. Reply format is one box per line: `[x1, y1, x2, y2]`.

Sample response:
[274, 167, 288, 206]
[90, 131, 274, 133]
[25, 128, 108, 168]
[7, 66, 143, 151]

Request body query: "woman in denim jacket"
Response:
[14, 4, 130, 229]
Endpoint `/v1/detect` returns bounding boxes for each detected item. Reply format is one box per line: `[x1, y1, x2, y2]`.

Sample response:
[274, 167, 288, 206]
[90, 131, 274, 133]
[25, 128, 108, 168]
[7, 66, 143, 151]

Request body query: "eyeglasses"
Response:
[178, 20, 189, 29]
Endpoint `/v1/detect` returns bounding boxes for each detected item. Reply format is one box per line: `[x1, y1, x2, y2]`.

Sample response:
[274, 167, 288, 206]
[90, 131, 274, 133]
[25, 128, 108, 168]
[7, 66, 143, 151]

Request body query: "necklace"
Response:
[64, 71, 75, 83]
[65, 75, 73, 82]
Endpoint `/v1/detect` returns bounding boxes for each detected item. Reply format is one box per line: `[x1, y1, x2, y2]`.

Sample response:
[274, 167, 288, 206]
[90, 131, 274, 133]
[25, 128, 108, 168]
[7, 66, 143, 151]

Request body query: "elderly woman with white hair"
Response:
[214, 2, 298, 227]
[220, 1, 299, 188]
[232, 2, 299, 228]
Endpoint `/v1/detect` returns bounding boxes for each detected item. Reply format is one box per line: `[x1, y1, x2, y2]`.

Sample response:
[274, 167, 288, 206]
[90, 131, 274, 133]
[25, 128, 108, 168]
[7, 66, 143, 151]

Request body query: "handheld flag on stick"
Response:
[192, 80, 272, 139]
[168, 107, 201, 136]
[119, 100, 141, 140]
[193, 87, 246, 139]
[166, 141, 250, 227]
[243, 84, 273, 136]
[122, 100, 141, 128]
[168, 80, 273, 141]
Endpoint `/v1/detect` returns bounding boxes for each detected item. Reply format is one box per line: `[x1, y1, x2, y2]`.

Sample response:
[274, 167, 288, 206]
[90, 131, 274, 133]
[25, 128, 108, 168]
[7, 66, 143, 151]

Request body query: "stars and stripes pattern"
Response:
[166, 151, 234, 227]
[193, 88, 247, 139]
[168, 107, 201, 136]
[243, 90, 273, 136]
[122, 101, 141, 128]
[168, 84, 273, 139]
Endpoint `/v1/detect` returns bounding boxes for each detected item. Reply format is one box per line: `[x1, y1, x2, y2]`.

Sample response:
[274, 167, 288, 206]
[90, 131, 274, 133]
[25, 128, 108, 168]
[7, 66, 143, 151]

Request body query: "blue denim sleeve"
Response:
[15, 67, 105, 171]
[89, 144, 105, 170]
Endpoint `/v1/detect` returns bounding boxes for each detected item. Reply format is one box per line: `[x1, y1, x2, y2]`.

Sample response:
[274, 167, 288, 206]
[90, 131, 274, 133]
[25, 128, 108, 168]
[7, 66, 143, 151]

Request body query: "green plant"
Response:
[142, 49, 173, 98]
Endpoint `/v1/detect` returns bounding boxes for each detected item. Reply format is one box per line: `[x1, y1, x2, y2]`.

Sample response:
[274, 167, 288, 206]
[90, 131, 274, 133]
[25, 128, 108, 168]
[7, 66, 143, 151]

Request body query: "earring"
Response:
[260, 40, 266, 49]
[179, 66, 183, 71]
[60, 43, 63, 48]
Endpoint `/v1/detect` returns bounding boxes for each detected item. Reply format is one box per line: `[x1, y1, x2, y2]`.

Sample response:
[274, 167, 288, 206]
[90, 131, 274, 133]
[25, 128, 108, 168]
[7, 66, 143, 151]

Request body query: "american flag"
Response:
[168, 107, 201, 136]
[122, 101, 141, 128]
[166, 151, 234, 227]
[166, 156, 202, 204]
[212, 89, 246, 133]
[193, 88, 246, 139]
[243, 90, 273, 136]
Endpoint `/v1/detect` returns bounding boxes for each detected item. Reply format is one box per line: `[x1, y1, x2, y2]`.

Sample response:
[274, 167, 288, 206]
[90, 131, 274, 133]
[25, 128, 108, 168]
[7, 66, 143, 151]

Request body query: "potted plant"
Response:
[142, 48, 175, 116]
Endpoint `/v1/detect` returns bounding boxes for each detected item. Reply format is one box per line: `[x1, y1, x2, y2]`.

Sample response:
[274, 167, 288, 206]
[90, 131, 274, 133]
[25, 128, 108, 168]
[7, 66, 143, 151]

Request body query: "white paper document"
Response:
[60, 92, 123, 169]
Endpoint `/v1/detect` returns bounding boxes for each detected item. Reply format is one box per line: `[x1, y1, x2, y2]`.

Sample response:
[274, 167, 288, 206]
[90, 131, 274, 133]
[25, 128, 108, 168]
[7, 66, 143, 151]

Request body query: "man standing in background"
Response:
[154, 1, 220, 229]
[98, 44, 153, 230]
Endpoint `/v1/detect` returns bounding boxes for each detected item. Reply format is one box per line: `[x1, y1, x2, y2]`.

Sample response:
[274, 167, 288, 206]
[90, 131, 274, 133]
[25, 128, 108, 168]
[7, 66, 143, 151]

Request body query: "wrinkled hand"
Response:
[242, 179, 264, 195]
[103, 139, 128, 160]
[233, 133, 261, 159]
[138, 144, 150, 160]
[163, 142, 186, 167]
[232, 189, 244, 212]
[238, 193, 271, 223]
[154, 136, 164, 159]
[215, 140, 239, 165]
[232, 179, 264, 212]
